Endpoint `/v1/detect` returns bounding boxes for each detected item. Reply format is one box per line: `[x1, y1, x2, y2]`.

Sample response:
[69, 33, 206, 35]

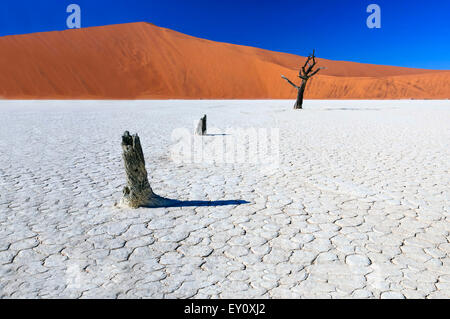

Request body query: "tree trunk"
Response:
[195, 114, 207, 135]
[120, 131, 166, 208]
[294, 79, 307, 109]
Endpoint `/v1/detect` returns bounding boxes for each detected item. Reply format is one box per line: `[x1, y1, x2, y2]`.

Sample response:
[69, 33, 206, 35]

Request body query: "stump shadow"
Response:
[171, 199, 250, 207]
[323, 108, 382, 111]
[204, 133, 230, 137]
[322, 107, 400, 111]
[143, 197, 250, 208]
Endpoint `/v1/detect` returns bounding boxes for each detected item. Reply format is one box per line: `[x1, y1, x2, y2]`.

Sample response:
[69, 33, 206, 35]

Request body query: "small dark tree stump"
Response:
[120, 131, 167, 208]
[195, 114, 207, 136]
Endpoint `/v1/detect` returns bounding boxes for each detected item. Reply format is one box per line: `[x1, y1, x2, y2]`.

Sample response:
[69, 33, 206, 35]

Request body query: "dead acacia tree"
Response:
[120, 131, 169, 208]
[281, 50, 325, 109]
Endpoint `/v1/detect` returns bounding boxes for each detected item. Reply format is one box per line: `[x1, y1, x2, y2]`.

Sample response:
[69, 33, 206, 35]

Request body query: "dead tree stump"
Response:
[120, 131, 167, 208]
[195, 114, 207, 136]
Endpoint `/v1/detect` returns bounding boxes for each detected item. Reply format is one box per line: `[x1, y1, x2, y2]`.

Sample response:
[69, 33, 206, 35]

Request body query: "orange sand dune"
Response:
[0, 22, 448, 99]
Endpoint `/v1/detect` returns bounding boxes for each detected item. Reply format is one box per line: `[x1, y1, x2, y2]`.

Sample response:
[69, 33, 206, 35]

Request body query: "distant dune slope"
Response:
[0, 22, 448, 99]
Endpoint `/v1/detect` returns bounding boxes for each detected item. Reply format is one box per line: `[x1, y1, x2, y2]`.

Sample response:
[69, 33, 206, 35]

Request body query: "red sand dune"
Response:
[0, 22, 448, 99]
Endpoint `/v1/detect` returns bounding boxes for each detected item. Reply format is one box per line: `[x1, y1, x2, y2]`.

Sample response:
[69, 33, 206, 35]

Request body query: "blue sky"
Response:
[1, 0, 449, 69]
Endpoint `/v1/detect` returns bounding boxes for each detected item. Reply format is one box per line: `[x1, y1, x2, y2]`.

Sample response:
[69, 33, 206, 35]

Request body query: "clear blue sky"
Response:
[1, 0, 449, 69]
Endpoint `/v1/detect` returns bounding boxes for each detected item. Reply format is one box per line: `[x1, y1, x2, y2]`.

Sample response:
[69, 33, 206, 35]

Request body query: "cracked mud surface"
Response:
[0, 100, 449, 299]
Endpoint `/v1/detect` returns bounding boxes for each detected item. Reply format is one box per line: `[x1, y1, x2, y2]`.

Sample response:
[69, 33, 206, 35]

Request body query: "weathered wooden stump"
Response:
[120, 131, 168, 208]
[195, 114, 207, 136]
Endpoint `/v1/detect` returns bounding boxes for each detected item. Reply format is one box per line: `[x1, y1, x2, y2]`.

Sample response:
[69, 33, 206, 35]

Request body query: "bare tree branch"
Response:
[309, 67, 326, 77]
[281, 75, 299, 89]
[301, 56, 311, 76]
[305, 52, 318, 75]
[299, 75, 309, 81]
